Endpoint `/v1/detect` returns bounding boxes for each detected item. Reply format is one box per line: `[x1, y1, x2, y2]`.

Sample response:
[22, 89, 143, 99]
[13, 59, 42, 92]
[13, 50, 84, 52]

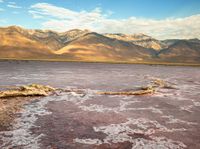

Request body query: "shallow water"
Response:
[0, 61, 200, 149]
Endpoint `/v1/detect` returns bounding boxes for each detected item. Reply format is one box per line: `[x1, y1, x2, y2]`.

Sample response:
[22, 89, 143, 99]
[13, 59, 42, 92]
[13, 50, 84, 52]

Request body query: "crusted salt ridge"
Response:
[98, 78, 176, 96]
[0, 84, 55, 98]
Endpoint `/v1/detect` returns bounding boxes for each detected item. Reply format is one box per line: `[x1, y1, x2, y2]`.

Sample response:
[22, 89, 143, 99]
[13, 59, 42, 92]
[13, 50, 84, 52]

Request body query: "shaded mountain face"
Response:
[105, 33, 167, 50]
[158, 40, 200, 63]
[55, 32, 156, 62]
[0, 26, 199, 63]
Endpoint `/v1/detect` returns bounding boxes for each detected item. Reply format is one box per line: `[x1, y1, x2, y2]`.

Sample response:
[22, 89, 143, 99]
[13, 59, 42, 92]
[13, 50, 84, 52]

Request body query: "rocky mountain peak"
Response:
[104, 33, 166, 50]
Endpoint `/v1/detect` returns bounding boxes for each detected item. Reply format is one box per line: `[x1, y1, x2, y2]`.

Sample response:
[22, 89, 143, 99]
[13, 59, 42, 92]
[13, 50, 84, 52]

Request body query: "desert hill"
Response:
[0, 26, 199, 64]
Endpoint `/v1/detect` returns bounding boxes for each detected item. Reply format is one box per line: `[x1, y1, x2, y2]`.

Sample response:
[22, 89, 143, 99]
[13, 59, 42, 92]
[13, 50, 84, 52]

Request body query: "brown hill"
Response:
[0, 26, 53, 59]
[158, 40, 200, 63]
[0, 26, 199, 64]
[55, 32, 156, 62]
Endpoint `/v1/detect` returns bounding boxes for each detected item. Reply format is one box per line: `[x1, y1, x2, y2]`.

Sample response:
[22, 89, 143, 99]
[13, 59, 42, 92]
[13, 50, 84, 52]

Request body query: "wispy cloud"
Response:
[0, 19, 7, 23]
[30, 3, 200, 39]
[0, 0, 4, 3]
[7, 2, 22, 9]
[8, 1, 16, 4]
[0, 8, 4, 11]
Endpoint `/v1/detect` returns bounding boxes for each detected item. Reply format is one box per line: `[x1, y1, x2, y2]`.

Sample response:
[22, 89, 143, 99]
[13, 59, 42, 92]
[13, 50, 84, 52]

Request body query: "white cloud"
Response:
[0, 8, 4, 11]
[28, 10, 47, 19]
[7, 2, 22, 9]
[30, 3, 200, 39]
[0, 0, 4, 3]
[8, 1, 16, 4]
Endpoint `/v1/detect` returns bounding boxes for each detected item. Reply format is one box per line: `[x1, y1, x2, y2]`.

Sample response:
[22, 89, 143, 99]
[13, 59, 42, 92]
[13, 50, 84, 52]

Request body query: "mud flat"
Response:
[0, 61, 200, 149]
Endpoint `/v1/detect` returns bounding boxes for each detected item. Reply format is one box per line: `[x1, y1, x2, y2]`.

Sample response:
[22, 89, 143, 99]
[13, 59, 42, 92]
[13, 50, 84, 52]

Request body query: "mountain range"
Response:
[0, 26, 200, 64]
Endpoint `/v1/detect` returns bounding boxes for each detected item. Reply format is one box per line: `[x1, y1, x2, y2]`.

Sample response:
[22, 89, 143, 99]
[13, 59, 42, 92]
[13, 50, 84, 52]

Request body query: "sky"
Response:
[0, 0, 200, 39]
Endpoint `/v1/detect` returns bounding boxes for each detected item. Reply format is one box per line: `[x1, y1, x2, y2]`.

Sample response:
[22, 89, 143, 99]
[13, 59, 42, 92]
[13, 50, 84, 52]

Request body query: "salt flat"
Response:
[0, 61, 200, 149]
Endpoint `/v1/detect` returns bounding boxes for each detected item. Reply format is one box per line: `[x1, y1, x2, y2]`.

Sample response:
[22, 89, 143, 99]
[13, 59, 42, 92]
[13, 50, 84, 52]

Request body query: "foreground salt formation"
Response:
[0, 79, 173, 98]
[1, 76, 200, 149]
[98, 79, 175, 96]
[0, 84, 55, 130]
[0, 84, 55, 98]
[0, 79, 174, 129]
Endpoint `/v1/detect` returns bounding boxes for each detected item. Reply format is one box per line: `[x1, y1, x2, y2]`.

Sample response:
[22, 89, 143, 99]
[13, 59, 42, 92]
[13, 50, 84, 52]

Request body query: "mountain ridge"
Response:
[0, 26, 199, 64]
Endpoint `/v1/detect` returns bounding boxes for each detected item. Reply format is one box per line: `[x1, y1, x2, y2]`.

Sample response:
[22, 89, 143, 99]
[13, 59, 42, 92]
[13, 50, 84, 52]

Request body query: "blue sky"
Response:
[0, 0, 200, 39]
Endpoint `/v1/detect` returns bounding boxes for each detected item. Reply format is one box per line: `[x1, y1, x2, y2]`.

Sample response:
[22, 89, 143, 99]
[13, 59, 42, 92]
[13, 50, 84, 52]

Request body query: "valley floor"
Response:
[1, 58, 200, 66]
[0, 61, 200, 149]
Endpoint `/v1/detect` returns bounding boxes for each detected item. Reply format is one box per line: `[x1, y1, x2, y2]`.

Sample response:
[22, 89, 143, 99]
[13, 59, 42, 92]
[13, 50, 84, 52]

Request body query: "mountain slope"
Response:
[0, 26, 199, 64]
[104, 33, 166, 50]
[0, 26, 53, 59]
[55, 32, 156, 62]
[158, 40, 200, 63]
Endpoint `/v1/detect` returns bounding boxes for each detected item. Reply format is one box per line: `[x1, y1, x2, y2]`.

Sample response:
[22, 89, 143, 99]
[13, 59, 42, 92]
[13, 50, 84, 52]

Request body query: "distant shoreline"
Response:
[0, 58, 200, 67]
